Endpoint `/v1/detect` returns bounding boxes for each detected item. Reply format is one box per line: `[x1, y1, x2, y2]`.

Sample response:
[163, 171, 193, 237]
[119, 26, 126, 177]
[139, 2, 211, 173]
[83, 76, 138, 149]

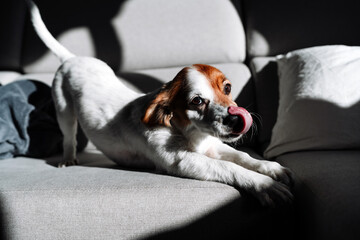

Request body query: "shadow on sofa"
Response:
[118, 72, 164, 93]
[22, 0, 127, 72]
[143, 193, 299, 240]
[0, 210, 4, 240]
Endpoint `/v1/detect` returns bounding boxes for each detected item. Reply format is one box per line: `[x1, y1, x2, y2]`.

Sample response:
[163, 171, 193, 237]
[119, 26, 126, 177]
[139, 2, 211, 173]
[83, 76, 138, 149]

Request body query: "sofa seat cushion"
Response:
[276, 150, 360, 240]
[0, 157, 237, 239]
[0, 146, 294, 239]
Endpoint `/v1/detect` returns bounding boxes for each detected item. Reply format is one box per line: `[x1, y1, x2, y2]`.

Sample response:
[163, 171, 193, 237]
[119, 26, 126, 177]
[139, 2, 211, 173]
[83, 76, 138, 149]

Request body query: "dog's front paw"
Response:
[257, 161, 294, 186]
[250, 174, 294, 207]
[58, 159, 79, 168]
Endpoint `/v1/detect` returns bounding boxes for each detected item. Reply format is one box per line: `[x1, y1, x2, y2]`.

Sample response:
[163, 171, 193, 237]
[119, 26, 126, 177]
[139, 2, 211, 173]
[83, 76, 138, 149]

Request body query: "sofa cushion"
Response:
[276, 150, 360, 240]
[9, 62, 251, 99]
[249, 57, 278, 153]
[265, 45, 360, 158]
[0, 145, 295, 239]
[118, 63, 252, 101]
[22, 0, 245, 73]
[244, 0, 360, 57]
[0, 157, 236, 239]
[0, 72, 21, 86]
[0, 0, 27, 71]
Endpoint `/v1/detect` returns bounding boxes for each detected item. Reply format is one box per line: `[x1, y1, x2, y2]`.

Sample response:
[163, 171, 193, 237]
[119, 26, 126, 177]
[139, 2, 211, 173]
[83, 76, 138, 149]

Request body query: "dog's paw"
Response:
[250, 174, 294, 207]
[257, 161, 294, 186]
[58, 159, 79, 168]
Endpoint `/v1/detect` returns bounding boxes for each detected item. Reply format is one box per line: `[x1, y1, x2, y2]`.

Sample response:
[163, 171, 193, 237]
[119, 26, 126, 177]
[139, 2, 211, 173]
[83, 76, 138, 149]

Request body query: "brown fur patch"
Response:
[142, 67, 191, 128]
[193, 64, 237, 107]
[142, 91, 172, 127]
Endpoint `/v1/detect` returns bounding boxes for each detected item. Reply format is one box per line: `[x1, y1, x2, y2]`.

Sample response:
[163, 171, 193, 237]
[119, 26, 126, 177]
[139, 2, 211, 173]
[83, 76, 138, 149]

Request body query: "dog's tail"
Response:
[25, 0, 75, 62]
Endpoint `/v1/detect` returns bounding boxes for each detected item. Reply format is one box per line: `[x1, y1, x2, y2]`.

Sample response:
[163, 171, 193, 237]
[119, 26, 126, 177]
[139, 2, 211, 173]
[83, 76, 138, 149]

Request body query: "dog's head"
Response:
[142, 64, 253, 143]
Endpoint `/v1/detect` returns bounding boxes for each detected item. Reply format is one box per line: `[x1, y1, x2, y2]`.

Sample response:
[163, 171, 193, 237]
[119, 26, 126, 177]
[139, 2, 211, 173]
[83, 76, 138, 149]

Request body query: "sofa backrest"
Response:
[16, 0, 245, 73]
[0, 1, 26, 71]
[243, 0, 360, 152]
[243, 0, 360, 58]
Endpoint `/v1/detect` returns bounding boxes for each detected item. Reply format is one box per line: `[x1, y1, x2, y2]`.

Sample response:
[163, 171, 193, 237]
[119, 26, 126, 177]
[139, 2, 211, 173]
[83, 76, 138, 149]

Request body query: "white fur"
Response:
[186, 67, 214, 101]
[26, 0, 294, 206]
[25, 0, 74, 62]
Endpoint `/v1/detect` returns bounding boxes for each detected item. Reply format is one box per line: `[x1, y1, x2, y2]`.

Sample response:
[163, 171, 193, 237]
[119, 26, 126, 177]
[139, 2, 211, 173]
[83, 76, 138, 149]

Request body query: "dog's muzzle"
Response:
[224, 106, 253, 135]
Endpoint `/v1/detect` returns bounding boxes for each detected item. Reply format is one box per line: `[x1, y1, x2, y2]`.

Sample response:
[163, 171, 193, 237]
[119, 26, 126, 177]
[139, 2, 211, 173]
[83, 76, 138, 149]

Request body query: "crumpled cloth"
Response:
[0, 80, 87, 159]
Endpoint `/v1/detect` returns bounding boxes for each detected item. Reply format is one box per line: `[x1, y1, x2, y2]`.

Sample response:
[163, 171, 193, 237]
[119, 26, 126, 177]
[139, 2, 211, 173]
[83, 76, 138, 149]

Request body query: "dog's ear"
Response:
[142, 91, 173, 128]
[142, 67, 189, 128]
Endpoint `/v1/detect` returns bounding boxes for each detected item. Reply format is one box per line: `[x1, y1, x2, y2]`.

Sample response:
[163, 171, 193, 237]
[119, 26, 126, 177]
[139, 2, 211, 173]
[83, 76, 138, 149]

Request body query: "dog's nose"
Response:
[225, 106, 253, 134]
[223, 115, 241, 129]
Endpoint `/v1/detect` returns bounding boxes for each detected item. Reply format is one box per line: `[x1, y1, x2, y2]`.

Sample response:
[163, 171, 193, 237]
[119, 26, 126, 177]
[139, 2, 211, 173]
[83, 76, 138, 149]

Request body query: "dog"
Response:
[26, 0, 293, 206]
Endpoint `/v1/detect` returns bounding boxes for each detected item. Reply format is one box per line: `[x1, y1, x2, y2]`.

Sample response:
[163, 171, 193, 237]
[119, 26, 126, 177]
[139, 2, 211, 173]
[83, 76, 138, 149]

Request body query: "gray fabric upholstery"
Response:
[0, 0, 26, 70]
[1, 0, 360, 239]
[126, 63, 252, 100]
[277, 150, 360, 240]
[0, 147, 294, 240]
[243, 0, 360, 57]
[22, 0, 246, 73]
[5, 62, 251, 100]
[0, 157, 238, 239]
[249, 57, 278, 153]
[0, 72, 21, 85]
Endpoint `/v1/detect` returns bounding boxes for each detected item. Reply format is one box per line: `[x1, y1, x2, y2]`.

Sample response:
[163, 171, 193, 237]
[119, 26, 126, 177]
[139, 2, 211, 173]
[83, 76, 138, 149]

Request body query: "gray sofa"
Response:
[1, 0, 359, 239]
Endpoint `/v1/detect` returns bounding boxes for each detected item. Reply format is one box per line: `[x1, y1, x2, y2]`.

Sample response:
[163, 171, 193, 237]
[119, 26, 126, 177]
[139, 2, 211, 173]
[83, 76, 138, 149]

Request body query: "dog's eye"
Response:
[191, 96, 203, 105]
[224, 83, 231, 95]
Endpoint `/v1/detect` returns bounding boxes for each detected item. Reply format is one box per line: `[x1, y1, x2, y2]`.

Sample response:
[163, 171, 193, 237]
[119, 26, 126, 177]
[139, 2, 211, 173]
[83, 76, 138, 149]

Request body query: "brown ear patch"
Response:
[142, 91, 173, 127]
[141, 67, 191, 128]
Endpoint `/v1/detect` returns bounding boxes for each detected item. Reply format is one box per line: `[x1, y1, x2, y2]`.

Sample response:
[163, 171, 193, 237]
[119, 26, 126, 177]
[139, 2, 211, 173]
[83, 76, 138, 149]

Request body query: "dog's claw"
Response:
[58, 159, 79, 168]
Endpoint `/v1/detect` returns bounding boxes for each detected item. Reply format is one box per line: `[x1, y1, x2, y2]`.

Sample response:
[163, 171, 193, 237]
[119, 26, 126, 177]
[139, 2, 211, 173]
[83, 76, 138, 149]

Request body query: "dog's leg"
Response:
[57, 111, 78, 167]
[56, 106, 79, 167]
[165, 151, 293, 207]
[208, 142, 294, 186]
[52, 76, 78, 168]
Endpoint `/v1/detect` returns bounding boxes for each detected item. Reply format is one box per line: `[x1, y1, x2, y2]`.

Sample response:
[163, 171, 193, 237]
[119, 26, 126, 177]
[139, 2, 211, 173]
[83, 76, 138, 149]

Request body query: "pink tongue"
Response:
[228, 106, 253, 134]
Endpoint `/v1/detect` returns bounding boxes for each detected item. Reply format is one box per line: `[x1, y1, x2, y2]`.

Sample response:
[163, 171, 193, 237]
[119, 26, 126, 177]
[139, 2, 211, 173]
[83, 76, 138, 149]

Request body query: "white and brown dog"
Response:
[26, 0, 293, 206]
